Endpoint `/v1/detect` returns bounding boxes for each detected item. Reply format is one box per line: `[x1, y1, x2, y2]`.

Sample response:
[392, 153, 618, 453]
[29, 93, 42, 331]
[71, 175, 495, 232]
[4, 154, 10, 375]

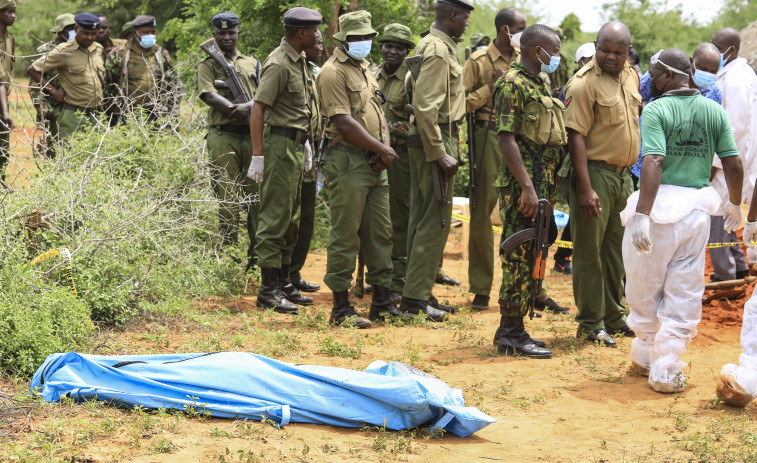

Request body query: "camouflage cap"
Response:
[50, 13, 76, 33]
[333, 10, 378, 41]
[470, 33, 489, 48]
[377, 23, 415, 49]
[0, 0, 15, 9]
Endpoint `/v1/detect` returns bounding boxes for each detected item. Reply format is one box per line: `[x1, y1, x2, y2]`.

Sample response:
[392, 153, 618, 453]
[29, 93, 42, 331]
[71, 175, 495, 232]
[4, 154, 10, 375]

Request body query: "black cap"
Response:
[132, 15, 156, 28]
[437, 0, 475, 12]
[282, 7, 322, 28]
[211, 13, 240, 30]
[74, 12, 101, 30]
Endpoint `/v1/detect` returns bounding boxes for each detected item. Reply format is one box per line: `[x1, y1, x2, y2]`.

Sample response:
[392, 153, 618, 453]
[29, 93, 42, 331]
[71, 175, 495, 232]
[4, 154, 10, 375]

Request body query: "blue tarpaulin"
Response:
[30, 352, 495, 438]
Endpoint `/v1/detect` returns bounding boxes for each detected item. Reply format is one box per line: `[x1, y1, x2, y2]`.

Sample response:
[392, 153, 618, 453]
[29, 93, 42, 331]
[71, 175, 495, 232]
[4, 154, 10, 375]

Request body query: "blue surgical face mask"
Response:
[139, 34, 157, 49]
[475, 45, 486, 51]
[693, 63, 717, 88]
[67, 30, 75, 42]
[538, 47, 561, 74]
[345, 40, 372, 60]
[720, 45, 733, 70]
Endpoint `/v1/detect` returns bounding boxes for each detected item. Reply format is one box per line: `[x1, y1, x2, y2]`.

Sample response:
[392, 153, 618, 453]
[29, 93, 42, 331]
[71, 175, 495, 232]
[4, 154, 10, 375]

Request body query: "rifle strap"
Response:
[517, 113, 553, 199]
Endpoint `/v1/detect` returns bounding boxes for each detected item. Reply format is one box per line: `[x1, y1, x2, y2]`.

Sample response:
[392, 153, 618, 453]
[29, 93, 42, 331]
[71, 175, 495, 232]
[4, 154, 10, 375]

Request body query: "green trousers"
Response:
[404, 129, 457, 301]
[207, 127, 258, 246]
[254, 128, 303, 269]
[387, 145, 411, 292]
[320, 146, 393, 291]
[54, 106, 96, 141]
[468, 125, 503, 296]
[289, 177, 317, 280]
[565, 161, 632, 332]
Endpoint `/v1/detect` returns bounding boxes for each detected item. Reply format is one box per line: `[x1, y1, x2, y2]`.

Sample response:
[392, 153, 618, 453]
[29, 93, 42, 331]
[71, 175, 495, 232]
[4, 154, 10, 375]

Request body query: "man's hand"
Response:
[436, 155, 458, 180]
[49, 87, 65, 103]
[488, 68, 507, 90]
[631, 213, 652, 254]
[578, 185, 601, 218]
[745, 220, 757, 248]
[229, 101, 254, 122]
[376, 145, 398, 169]
[1, 114, 13, 131]
[247, 155, 264, 183]
[723, 200, 742, 233]
[518, 186, 539, 219]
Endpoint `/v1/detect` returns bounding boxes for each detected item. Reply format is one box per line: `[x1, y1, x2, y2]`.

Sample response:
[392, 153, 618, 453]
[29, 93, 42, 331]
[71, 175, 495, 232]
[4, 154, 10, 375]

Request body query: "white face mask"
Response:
[67, 30, 75, 42]
[506, 25, 521, 48]
[475, 45, 486, 51]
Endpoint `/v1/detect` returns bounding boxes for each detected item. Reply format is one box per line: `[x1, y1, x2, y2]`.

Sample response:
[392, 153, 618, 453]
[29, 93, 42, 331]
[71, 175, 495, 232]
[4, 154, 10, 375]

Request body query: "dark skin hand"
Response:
[500, 34, 562, 219]
[200, 27, 252, 122]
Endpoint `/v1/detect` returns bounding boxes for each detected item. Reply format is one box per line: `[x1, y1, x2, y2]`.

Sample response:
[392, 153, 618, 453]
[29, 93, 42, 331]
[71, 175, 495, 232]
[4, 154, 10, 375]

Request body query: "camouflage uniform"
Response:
[104, 38, 177, 121]
[494, 62, 566, 317]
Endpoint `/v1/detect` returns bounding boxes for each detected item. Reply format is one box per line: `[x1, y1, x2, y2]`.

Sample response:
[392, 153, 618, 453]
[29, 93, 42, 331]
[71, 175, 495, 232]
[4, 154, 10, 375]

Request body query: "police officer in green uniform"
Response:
[375, 23, 414, 303]
[317, 11, 402, 327]
[248, 7, 321, 314]
[28, 13, 105, 142]
[105, 15, 177, 121]
[288, 29, 323, 293]
[470, 33, 489, 52]
[400, 0, 473, 321]
[198, 13, 260, 254]
[493, 24, 566, 359]
[29, 13, 74, 158]
[0, 0, 14, 183]
[95, 14, 125, 62]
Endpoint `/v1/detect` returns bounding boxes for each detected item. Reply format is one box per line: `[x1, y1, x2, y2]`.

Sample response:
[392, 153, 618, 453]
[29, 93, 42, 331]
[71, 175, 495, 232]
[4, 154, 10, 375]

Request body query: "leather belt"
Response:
[217, 124, 250, 135]
[62, 103, 100, 115]
[474, 119, 497, 131]
[270, 126, 308, 144]
[438, 122, 458, 133]
[588, 160, 631, 176]
[331, 142, 377, 160]
[392, 143, 408, 155]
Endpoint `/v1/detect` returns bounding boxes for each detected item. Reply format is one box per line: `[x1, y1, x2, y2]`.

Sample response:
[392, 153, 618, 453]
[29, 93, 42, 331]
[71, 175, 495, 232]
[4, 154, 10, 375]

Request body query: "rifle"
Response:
[355, 251, 365, 299]
[464, 46, 478, 211]
[431, 161, 450, 229]
[199, 38, 252, 104]
[500, 199, 552, 319]
[315, 116, 328, 167]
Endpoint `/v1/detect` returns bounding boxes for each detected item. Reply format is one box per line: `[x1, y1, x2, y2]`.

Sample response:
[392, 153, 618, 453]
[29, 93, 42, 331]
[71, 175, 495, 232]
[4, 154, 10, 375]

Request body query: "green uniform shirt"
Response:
[198, 47, 259, 127]
[317, 48, 386, 146]
[642, 94, 738, 188]
[463, 42, 519, 119]
[0, 30, 14, 90]
[413, 26, 465, 162]
[254, 38, 310, 132]
[105, 39, 174, 107]
[493, 63, 567, 188]
[375, 60, 411, 145]
[31, 39, 105, 109]
[29, 39, 62, 114]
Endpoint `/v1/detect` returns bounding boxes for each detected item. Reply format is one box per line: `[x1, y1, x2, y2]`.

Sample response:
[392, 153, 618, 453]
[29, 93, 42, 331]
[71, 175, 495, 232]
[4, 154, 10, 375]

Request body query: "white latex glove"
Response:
[247, 155, 264, 183]
[723, 200, 742, 233]
[304, 140, 313, 171]
[631, 212, 652, 254]
[745, 220, 757, 249]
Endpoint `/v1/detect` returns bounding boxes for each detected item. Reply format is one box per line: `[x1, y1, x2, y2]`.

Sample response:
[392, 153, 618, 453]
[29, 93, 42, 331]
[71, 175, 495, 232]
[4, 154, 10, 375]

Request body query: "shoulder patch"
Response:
[564, 96, 572, 107]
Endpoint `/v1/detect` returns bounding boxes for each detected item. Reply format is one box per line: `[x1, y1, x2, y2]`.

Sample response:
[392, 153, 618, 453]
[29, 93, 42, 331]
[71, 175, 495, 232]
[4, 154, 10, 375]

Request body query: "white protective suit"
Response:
[716, 57, 757, 262]
[622, 185, 721, 393]
[717, 293, 757, 406]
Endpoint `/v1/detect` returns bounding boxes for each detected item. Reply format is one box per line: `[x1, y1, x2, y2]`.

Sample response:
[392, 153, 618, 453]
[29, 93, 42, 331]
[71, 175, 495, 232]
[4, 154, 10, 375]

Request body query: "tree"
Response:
[559, 13, 581, 42]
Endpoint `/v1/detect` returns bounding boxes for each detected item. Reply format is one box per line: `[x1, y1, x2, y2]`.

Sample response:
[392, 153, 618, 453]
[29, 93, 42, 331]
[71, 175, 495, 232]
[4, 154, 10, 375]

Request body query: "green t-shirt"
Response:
[641, 95, 738, 188]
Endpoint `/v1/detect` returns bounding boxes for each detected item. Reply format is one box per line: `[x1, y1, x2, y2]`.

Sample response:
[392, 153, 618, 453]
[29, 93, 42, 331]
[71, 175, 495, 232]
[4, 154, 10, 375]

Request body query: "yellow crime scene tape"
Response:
[30, 247, 78, 296]
[450, 212, 751, 250]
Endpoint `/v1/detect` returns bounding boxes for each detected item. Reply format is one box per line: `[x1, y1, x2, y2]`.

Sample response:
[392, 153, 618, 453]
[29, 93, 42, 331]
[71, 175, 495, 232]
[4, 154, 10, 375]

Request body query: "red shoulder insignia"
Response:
[564, 96, 572, 107]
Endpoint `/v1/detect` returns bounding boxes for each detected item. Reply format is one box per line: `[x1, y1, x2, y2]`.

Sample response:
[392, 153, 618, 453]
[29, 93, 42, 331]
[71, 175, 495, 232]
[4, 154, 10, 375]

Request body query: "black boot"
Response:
[493, 325, 546, 348]
[290, 271, 320, 292]
[279, 265, 313, 306]
[329, 291, 372, 328]
[496, 310, 552, 359]
[369, 286, 414, 322]
[399, 297, 447, 322]
[257, 268, 298, 314]
[429, 296, 456, 314]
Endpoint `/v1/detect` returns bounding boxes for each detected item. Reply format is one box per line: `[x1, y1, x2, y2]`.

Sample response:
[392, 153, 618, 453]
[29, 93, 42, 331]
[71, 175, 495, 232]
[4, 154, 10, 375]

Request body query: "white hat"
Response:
[575, 43, 596, 63]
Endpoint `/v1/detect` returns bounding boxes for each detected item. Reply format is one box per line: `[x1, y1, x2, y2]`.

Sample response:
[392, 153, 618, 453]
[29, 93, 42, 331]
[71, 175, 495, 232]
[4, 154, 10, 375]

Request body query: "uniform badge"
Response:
[221, 20, 227, 29]
[564, 96, 571, 107]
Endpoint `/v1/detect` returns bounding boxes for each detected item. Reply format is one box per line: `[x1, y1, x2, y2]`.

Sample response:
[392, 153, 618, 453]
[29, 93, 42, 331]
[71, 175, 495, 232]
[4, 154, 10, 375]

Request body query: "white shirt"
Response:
[715, 57, 757, 206]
